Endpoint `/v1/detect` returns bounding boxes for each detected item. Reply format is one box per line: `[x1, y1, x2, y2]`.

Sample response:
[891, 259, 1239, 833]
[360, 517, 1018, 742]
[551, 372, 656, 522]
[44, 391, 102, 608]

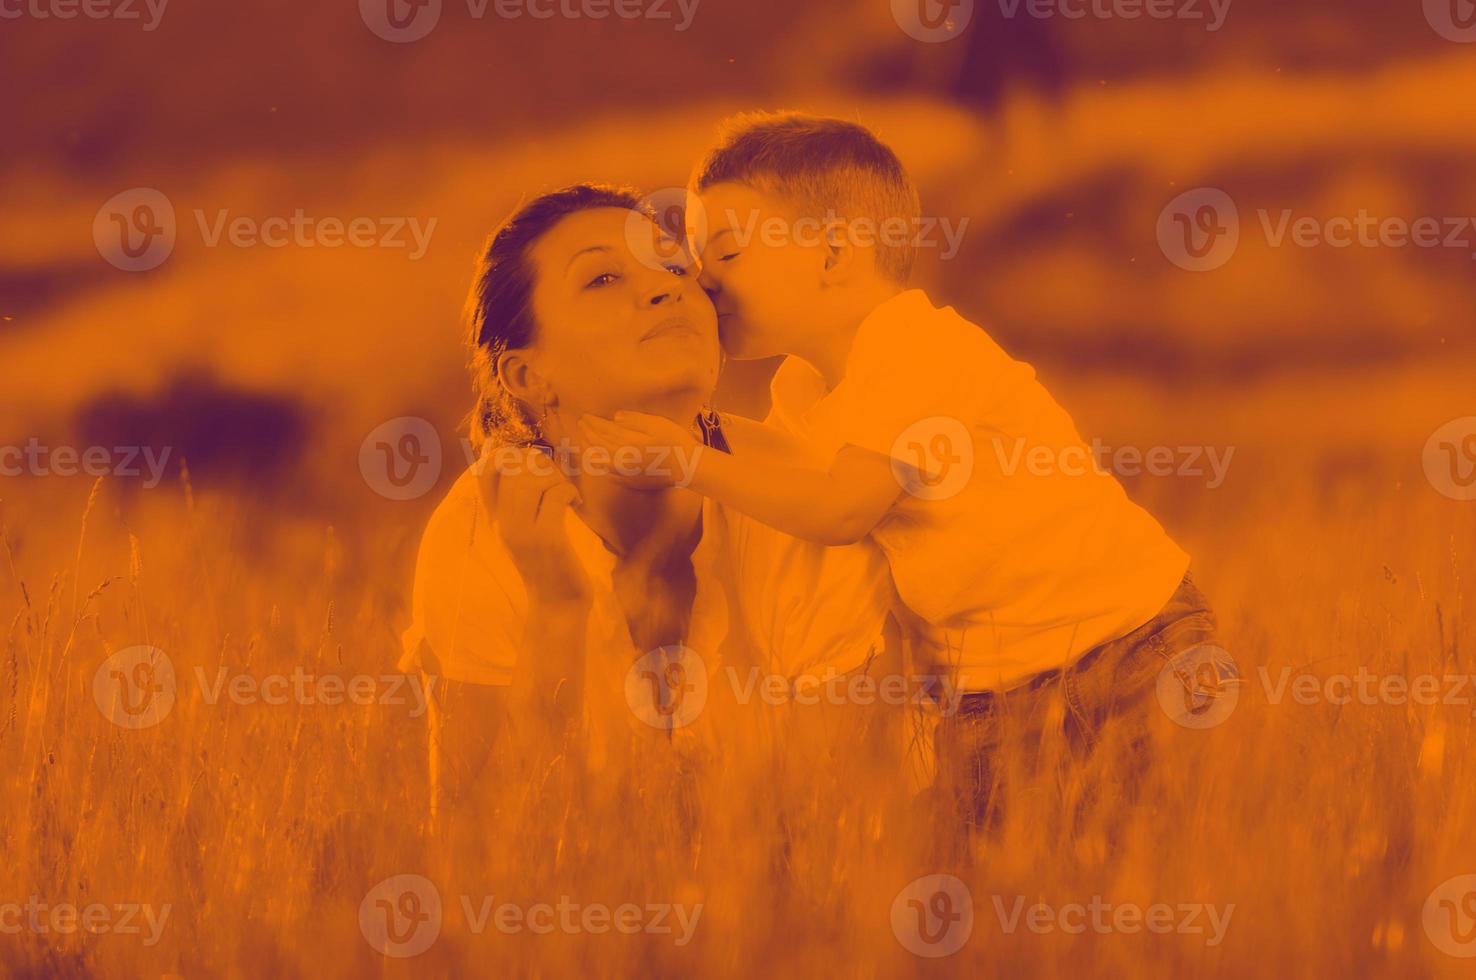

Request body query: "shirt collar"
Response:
[768, 289, 934, 426]
[846, 288, 932, 370]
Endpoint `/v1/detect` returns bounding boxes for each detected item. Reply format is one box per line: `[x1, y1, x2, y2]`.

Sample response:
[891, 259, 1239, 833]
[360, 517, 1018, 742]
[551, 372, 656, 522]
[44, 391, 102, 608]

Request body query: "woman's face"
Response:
[521, 207, 720, 427]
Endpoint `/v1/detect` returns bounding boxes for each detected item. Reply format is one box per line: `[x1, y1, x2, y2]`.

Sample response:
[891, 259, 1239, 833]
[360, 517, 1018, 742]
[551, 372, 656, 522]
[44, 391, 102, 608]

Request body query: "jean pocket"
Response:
[1063, 608, 1217, 747]
[1062, 658, 1110, 749]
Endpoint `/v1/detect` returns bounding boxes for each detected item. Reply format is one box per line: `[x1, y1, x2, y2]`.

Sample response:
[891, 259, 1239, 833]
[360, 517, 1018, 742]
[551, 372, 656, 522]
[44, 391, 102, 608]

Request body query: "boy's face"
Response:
[688, 182, 826, 360]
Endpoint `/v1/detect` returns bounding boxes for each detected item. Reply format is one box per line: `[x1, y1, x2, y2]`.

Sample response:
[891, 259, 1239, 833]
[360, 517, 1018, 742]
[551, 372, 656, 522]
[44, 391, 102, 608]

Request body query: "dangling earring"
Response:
[529, 401, 555, 457]
[697, 348, 728, 449]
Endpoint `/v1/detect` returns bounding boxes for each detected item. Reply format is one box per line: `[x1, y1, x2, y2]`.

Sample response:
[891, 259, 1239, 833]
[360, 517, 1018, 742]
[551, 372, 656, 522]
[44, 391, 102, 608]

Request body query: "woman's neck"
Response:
[567, 390, 707, 566]
[575, 478, 702, 568]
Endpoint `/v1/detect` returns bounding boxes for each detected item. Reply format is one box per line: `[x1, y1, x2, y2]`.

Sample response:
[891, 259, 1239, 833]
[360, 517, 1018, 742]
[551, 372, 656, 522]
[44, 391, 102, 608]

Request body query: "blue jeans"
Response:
[932, 573, 1222, 832]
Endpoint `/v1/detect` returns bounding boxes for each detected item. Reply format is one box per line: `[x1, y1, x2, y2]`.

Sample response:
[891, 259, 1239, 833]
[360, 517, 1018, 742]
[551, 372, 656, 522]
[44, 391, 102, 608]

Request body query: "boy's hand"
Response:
[576, 412, 702, 486]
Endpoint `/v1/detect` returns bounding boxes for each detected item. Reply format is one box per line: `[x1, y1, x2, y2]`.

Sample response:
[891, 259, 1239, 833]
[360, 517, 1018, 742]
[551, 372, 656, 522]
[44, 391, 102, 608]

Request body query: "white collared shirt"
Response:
[399, 461, 898, 757]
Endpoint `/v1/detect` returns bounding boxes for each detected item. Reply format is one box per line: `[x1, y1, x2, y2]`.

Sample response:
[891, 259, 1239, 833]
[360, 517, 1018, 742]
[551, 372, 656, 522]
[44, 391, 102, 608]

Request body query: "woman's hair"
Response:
[464, 183, 649, 453]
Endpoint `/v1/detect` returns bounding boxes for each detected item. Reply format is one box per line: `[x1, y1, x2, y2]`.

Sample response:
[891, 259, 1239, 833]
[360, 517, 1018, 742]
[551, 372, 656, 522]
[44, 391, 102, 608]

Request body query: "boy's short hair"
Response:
[692, 111, 922, 283]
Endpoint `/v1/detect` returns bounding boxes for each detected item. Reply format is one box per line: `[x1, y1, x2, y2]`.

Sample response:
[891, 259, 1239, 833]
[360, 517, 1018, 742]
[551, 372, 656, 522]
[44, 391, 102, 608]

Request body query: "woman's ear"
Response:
[496, 349, 554, 414]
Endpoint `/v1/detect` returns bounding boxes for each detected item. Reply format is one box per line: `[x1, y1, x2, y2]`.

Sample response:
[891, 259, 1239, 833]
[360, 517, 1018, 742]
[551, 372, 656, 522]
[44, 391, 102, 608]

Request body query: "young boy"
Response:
[579, 112, 1228, 827]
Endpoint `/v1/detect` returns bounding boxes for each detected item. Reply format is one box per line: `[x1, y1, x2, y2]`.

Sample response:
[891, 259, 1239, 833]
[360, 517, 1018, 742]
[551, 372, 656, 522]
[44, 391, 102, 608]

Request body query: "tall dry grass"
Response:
[1, 363, 1471, 978]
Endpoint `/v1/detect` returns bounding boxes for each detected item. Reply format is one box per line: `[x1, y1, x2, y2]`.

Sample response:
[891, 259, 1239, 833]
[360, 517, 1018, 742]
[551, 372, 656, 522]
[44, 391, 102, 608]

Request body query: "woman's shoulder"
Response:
[412, 465, 505, 579]
[422, 466, 483, 538]
[404, 464, 527, 685]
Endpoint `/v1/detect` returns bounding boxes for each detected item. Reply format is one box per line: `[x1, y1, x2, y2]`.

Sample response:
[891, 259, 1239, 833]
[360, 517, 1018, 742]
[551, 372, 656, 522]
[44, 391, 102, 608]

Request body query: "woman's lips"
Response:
[641, 315, 701, 341]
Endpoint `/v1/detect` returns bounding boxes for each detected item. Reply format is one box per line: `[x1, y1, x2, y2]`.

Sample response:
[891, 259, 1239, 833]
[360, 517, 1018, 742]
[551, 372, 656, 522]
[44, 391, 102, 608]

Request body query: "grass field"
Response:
[2, 355, 1472, 977]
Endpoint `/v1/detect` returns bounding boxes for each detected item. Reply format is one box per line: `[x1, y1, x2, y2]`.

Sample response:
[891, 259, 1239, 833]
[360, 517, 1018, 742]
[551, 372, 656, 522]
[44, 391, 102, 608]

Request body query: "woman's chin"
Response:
[614, 376, 715, 427]
[649, 365, 719, 401]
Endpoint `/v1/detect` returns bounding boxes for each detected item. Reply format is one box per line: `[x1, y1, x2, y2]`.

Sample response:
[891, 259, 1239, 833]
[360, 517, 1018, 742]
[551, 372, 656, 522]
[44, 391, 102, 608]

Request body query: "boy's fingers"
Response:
[578, 414, 618, 432]
[578, 416, 632, 445]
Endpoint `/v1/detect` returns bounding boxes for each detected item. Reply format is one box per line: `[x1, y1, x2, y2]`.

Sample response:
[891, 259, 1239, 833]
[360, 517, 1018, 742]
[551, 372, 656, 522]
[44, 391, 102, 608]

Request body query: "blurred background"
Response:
[5, 0, 1473, 530]
[3, 5, 1476, 973]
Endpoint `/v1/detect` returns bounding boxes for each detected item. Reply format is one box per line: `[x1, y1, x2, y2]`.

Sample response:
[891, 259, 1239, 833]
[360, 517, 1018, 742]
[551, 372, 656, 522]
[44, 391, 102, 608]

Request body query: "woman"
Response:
[398, 186, 912, 843]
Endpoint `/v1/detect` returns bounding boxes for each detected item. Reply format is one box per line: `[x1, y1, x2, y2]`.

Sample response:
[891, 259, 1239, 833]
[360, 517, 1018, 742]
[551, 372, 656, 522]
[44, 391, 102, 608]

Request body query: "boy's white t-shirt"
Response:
[767, 289, 1191, 692]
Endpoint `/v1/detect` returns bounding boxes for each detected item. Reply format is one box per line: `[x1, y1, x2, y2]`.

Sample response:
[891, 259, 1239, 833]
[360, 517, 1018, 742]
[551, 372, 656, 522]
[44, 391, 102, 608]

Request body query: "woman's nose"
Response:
[641, 280, 679, 306]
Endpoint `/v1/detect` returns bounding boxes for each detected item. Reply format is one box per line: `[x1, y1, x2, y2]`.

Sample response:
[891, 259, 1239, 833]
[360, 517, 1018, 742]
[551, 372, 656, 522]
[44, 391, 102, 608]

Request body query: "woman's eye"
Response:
[665, 263, 689, 277]
[718, 252, 739, 263]
[586, 272, 619, 288]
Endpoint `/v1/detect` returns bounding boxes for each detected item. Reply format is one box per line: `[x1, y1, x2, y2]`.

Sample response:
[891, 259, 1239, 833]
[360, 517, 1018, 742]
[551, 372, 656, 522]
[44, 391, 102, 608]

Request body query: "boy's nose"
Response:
[697, 265, 722, 298]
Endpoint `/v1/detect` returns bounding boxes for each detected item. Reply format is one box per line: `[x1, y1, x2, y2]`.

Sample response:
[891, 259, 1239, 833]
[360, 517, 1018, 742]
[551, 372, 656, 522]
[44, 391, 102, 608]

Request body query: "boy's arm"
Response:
[578, 413, 902, 546]
[690, 443, 902, 546]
